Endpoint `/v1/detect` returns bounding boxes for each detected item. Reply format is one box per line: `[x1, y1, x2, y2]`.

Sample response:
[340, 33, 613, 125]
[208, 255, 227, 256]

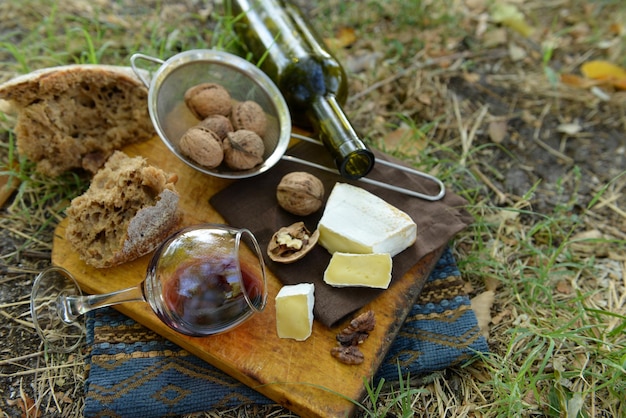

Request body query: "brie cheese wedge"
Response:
[275, 283, 315, 341]
[317, 183, 417, 257]
[324, 252, 392, 289]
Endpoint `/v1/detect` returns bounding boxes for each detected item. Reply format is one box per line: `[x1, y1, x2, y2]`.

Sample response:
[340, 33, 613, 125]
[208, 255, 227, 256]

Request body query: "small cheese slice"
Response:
[324, 252, 392, 289]
[275, 283, 315, 341]
[317, 183, 417, 257]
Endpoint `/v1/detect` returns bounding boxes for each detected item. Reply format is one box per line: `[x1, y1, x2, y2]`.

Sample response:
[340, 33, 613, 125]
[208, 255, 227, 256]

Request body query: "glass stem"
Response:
[59, 285, 145, 323]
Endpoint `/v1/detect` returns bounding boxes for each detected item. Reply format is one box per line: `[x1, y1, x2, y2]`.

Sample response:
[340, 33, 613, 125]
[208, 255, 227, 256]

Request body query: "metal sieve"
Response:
[131, 49, 291, 179]
[131, 49, 445, 200]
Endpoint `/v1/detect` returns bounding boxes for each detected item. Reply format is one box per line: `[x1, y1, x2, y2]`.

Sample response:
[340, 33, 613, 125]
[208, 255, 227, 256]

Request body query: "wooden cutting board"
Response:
[51, 136, 442, 417]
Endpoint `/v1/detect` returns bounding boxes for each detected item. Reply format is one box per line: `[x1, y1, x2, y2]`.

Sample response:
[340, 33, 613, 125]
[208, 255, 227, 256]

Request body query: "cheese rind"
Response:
[324, 252, 392, 289]
[275, 283, 315, 341]
[317, 183, 417, 257]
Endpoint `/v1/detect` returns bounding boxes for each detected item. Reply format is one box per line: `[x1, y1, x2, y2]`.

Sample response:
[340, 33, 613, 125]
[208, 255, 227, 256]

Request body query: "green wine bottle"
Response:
[228, 0, 375, 179]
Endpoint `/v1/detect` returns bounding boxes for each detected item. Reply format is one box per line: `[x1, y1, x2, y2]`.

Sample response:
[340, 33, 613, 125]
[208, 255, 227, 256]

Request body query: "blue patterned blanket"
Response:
[83, 247, 487, 416]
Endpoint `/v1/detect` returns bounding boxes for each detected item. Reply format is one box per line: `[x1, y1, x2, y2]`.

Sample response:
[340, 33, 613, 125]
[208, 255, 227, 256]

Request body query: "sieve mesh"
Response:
[133, 50, 291, 179]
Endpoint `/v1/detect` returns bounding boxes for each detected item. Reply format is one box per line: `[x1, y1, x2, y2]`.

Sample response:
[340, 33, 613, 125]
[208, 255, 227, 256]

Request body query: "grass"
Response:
[1, 0, 625, 417]
[459, 189, 626, 417]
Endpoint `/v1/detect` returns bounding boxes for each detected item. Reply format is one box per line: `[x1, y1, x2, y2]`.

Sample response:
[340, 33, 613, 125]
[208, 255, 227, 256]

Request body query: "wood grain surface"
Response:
[51, 136, 442, 417]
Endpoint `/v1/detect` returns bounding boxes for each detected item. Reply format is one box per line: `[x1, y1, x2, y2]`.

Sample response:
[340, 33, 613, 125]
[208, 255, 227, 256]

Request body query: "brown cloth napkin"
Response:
[210, 141, 473, 327]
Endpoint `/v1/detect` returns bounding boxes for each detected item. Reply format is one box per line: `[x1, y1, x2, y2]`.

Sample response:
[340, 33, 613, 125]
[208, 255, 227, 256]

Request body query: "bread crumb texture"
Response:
[65, 151, 180, 268]
[0, 65, 154, 176]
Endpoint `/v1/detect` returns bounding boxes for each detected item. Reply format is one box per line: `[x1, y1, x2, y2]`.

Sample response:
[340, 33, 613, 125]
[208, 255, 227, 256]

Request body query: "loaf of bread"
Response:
[0, 65, 154, 176]
[65, 151, 180, 268]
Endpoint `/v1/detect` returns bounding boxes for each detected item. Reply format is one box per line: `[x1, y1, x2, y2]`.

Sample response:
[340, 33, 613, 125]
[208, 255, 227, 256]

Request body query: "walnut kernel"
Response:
[331, 310, 376, 365]
[276, 172, 324, 216]
[330, 346, 364, 365]
[336, 310, 376, 346]
[267, 222, 319, 263]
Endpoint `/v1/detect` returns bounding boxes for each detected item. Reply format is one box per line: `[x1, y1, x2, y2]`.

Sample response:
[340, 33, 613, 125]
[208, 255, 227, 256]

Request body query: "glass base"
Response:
[30, 266, 86, 353]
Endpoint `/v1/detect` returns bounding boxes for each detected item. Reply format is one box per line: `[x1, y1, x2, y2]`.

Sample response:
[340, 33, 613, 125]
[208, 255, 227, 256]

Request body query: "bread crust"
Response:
[65, 151, 180, 268]
[0, 65, 154, 176]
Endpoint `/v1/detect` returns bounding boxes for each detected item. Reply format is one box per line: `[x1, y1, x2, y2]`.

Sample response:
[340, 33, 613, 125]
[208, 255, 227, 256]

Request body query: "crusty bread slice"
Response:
[0, 64, 153, 176]
[65, 151, 180, 268]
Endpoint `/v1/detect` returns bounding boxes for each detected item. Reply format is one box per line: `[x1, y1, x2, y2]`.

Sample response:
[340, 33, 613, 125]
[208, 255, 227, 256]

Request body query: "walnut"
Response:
[184, 83, 232, 119]
[331, 345, 365, 365]
[336, 310, 376, 346]
[179, 126, 223, 168]
[276, 172, 324, 216]
[231, 100, 267, 137]
[331, 310, 376, 365]
[197, 114, 234, 140]
[267, 221, 319, 263]
[223, 130, 265, 170]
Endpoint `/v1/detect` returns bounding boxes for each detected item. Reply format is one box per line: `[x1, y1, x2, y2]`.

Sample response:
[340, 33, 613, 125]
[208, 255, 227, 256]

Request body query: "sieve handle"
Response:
[130, 53, 164, 88]
[284, 134, 446, 201]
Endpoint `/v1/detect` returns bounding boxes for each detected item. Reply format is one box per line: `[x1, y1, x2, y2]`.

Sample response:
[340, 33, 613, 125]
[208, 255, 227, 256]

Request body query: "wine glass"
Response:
[30, 224, 268, 353]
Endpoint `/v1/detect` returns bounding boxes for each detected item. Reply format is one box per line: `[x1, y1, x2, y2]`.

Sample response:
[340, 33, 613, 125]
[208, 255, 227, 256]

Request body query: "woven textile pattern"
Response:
[84, 247, 488, 417]
[375, 248, 487, 380]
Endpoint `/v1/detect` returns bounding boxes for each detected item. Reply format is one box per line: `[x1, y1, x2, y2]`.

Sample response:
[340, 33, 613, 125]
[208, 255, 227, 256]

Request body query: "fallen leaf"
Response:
[468, 368, 492, 383]
[523, 390, 538, 407]
[490, 3, 535, 38]
[463, 72, 481, 84]
[7, 393, 41, 418]
[569, 229, 610, 257]
[0, 161, 20, 207]
[346, 51, 382, 73]
[475, 12, 489, 37]
[508, 42, 527, 61]
[324, 27, 357, 50]
[567, 393, 585, 418]
[580, 60, 626, 90]
[482, 27, 508, 48]
[569, 22, 590, 41]
[556, 280, 573, 294]
[597, 39, 618, 50]
[471, 290, 495, 338]
[491, 308, 510, 325]
[485, 209, 519, 225]
[611, 78, 626, 90]
[465, 0, 487, 12]
[609, 22, 624, 36]
[572, 352, 588, 369]
[382, 125, 427, 157]
[488, 119, 508, 143]
[417, 93, 432, 106]
[484, 275, 500, 292]
[560, 73, 599, 89]
[581, 60, 626, 79]
[556, 122, 582, 135]
[590, 86, 612, 101]
[513, 313, 530, 327]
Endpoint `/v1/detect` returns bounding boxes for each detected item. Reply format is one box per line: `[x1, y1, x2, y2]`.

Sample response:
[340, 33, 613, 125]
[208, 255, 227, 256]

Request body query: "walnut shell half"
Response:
[267, 222, 319, 264]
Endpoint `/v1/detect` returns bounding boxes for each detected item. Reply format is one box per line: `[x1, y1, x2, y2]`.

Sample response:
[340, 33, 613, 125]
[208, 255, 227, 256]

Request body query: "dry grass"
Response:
[1, 0, 625, 417]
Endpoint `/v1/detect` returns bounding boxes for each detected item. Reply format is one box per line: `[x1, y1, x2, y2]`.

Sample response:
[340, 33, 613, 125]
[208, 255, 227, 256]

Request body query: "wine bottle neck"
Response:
[310, 95, 374, 179]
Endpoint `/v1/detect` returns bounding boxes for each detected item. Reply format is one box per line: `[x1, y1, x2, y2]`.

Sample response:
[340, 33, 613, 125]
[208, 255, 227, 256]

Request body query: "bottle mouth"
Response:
[336, 146, 375, 180]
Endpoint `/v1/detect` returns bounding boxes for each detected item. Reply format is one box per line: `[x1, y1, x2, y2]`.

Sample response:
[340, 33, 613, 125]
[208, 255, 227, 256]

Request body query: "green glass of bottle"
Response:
[228, 0, 375, 179]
